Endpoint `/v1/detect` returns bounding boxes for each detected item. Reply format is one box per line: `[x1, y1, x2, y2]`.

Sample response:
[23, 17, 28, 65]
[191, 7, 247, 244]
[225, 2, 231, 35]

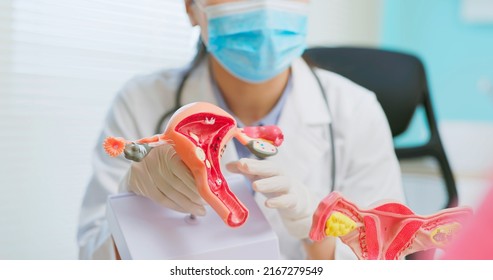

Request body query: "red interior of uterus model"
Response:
[309, 192, 473, 260]
[103, 102, 284, 227]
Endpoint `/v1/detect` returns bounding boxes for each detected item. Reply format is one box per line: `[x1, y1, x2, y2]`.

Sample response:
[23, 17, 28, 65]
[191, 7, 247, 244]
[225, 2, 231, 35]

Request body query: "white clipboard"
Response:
[106, 175, 280, 259]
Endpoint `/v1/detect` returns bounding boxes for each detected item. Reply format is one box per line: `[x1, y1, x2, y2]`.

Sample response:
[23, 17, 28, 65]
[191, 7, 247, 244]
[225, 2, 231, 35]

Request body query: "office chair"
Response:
[303, 47, 459, 260]
[303, 47, 458, 209]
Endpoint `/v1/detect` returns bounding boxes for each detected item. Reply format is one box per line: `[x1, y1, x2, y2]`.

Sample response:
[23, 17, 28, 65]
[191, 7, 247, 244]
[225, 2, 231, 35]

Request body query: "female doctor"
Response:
[78, 0, 405, 260]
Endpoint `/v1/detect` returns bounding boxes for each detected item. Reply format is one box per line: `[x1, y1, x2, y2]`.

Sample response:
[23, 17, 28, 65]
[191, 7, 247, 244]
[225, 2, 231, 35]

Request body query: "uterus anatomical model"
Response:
[103, 102, 284, 227]
[309, 192, 473, 260]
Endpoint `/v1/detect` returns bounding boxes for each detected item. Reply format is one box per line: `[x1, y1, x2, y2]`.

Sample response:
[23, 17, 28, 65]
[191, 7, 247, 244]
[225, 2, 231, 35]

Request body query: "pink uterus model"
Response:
[103, 102, 284, 227]
[309, 192, 473, 260]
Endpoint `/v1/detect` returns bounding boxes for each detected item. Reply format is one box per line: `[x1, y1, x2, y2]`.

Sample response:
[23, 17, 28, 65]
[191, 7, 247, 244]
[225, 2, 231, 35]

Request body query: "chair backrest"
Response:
[303, 47, 458, 210]
[303, 47, 425, 137]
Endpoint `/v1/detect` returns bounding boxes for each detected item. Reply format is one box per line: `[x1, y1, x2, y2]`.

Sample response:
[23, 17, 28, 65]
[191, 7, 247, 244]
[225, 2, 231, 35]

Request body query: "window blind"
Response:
[0, 0, 198, 259]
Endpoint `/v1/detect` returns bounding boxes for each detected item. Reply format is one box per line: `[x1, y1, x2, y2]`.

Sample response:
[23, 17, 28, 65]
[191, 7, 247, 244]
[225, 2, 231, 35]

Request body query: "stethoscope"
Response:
[155, 62, 336, 192]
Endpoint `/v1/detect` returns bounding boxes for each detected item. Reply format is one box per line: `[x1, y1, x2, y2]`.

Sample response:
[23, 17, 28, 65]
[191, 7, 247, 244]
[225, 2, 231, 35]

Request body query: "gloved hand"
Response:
[120, 143, 207, 216]
[226, 158, 316, 239]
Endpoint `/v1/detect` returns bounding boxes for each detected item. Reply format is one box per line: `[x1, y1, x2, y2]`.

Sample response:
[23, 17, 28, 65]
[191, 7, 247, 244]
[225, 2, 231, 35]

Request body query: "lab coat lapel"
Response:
[269, 58, 332, 181]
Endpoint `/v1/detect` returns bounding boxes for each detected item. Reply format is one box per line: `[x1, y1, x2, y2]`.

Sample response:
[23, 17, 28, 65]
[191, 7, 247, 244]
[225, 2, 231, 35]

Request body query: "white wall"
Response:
[401, 122, 493, 215]
[307, 0, 382, 47]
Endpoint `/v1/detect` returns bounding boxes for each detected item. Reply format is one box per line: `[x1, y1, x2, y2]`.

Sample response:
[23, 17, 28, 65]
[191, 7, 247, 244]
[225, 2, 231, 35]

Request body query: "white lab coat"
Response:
[77, 57, 405, 260]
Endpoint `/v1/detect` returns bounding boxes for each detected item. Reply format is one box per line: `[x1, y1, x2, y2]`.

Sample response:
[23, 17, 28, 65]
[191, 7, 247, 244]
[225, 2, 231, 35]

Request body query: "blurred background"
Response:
[1, 0, 492, 259]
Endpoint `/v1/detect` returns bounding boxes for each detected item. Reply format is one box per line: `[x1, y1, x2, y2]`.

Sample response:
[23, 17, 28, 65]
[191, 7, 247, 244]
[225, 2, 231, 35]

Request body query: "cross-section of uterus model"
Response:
[309, 192, 473, 260]
[103, 102, 284, 227]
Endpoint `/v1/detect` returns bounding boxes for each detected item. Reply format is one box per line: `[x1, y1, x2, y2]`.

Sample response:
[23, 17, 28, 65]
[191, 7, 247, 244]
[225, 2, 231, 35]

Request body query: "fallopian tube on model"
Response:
[103, 102, 284, 228]
[309, 192, 473, 260]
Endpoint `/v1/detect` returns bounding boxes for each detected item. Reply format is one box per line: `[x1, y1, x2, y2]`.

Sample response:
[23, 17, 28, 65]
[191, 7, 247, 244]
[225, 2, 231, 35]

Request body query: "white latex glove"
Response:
[120, 143, 207, 216]
[226, 158, 316, 239]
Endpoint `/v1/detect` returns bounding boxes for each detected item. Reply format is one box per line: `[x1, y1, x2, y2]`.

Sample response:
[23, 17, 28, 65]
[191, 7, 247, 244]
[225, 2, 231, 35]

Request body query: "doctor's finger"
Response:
[165, 171, 207, 206]
[153, 146, 205, 206]
[168, 153, 206, 205]
[226, 158, 281, 178]
[265, 193, 297, 209]
[150, 169, 206, 215]
[252, 176, 291, 194]
[146, 184, 189, 213]
[156, 175, 207, 216]
[130, 177, 192, 214]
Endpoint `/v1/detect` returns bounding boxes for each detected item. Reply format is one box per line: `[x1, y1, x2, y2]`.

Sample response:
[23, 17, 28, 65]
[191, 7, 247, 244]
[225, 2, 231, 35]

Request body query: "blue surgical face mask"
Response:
[198, 0, 309, 83]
